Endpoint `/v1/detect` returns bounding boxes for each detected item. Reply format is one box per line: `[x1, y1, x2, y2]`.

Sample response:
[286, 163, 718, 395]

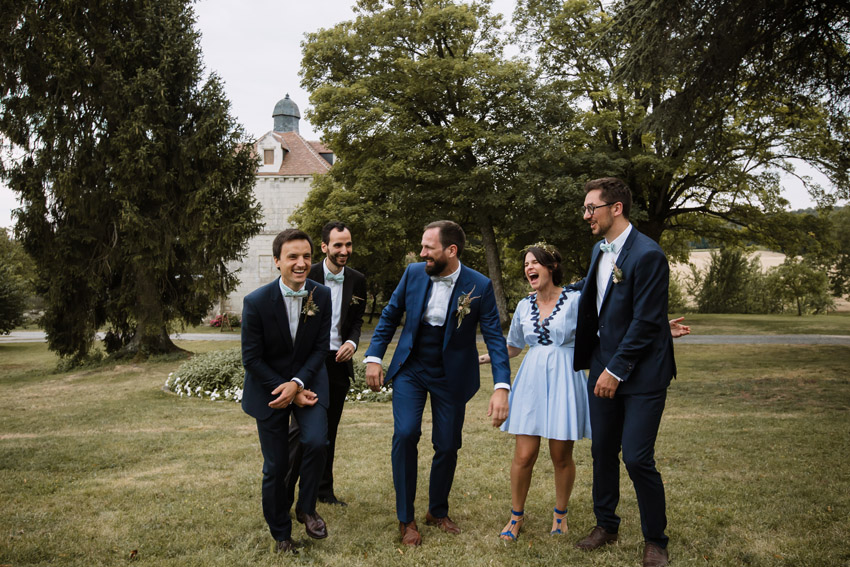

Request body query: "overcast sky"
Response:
[0, 0, 830, 230]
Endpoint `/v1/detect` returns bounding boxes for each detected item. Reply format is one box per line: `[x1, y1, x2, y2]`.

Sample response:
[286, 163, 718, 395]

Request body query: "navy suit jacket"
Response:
[364, 262, 511, 402]
[573, 227, 676, 394]
[241, 278, 332, 420]
[308, 262, 367, 379]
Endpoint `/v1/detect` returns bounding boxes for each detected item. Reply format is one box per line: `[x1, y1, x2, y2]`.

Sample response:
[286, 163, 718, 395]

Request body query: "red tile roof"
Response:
[255, 131, 332, 176]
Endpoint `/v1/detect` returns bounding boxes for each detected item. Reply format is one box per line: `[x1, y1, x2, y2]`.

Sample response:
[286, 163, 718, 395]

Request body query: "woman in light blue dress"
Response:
[481, 244, 690, 541]
[481, 243, 587, 540]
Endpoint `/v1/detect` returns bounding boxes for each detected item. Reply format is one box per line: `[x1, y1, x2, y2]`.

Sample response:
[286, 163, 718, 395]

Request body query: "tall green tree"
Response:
[0, 229, 34, 334]
[300, 0, 541, 324]
[0, 0, 262, 360]
[512, 0, 848, 249]
[616, 0, 850, 200]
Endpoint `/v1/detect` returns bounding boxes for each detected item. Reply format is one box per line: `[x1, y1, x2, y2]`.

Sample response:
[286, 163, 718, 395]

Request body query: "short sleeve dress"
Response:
[500, 288, 591, 441]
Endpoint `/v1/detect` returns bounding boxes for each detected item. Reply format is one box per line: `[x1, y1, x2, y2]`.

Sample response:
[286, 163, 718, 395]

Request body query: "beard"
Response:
[424, 256, 448, 276]
[327, 251, 348, 269]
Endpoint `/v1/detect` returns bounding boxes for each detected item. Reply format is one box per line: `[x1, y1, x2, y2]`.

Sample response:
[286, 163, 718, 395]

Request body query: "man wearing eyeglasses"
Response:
[572, 178, 676, 567]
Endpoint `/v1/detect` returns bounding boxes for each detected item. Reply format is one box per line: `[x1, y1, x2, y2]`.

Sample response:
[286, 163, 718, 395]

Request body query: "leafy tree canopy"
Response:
[0, 0, 262, 360]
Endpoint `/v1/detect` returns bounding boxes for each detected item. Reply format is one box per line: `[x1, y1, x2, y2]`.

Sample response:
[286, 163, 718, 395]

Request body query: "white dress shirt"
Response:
[595, 223, 632, 382]
[279, 278, 305, 387]
[323, 260, 345, 351]
[423, 264, 461, 326]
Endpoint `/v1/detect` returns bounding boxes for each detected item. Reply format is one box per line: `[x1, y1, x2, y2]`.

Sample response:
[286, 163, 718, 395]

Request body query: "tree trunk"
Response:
[475, 212, 509, 329]
[116, 271, 187, 359]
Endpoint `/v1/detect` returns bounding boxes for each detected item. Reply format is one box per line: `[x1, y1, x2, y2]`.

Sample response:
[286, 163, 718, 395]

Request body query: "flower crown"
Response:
[527, 241, 558, 257]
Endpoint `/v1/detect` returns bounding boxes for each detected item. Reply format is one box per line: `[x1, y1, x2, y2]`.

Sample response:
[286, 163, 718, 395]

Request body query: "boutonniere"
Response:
[350, 295, 364, 306]
[612, 261, 624, 284]
[455, 285, 480, 328]
[301, 290, 319, 317]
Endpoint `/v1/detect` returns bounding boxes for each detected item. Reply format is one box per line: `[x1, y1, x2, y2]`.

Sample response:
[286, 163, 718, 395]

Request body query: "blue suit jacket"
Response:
[573, 228, 676, 394]
[364, 262, 511, 402]
[241, 278, 332, 420]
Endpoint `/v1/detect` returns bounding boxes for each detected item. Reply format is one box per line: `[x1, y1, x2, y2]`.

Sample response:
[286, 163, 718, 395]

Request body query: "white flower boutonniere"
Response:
[612, 261, 624, 284]
[301, 290, 319, 317]
[455, 285, 480, 328]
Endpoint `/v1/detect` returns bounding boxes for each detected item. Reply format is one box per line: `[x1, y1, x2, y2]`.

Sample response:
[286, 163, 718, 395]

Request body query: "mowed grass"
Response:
[668, 312, 850, 335]
[1, 340, 849, 566]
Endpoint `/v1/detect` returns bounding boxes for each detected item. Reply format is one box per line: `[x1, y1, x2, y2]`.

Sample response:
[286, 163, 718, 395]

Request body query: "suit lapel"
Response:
[599, 228, 637, 312]
[293, 280, 317, 352]
[271, 278, 295, 352]
[443, 265, 471, 347]
[340, 268, 352, 329]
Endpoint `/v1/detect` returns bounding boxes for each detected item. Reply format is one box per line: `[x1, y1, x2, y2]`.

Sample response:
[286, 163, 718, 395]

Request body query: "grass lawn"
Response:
[1, 339, 849, 566]
[669, 312, 850, 336]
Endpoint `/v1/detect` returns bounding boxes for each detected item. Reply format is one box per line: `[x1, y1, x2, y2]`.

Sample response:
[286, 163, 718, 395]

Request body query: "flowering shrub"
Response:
[347, 362, 392, 403]
[164, 347, 244, 402]
[209, 313, 240, 328]
[164, 349, 392, 403]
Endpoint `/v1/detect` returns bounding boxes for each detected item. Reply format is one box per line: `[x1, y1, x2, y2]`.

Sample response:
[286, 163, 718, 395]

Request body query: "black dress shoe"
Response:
[295, 508, 328, 539]
[274, 539, 299, 554]
[319, 494, 348, 507]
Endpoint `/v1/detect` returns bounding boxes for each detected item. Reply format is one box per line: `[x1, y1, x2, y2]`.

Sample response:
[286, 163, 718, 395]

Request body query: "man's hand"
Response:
[269, 381, 299, 409]
[294, 389, 318, 407]
[335, 342, 356, 363]
[487, 389, 509, 427]
[478, 354, 490, 365]
[365, 362, 384, 392]
[593, 370, 620, 399]
[669, 317, 691, 338]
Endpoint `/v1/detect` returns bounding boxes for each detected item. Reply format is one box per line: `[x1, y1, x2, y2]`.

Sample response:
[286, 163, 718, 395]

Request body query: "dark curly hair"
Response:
[522, 244, 563, 286]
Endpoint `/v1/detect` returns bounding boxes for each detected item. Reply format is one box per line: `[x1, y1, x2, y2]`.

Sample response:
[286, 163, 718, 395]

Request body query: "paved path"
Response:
[2, 330, 850, 346]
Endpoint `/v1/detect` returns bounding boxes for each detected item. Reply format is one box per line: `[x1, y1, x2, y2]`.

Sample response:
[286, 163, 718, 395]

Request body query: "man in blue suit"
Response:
[241, 229, 332, 554]
[572, 178, 676, 567]
[364, 220, 511, 546]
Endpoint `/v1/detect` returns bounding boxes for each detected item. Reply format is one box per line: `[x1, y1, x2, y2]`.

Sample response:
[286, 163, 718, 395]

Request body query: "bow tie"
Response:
[600, 242, 617, 254]
[326, 272, 344, 284]
[430, 276, 454, 287]
[283, 289, 309, 298]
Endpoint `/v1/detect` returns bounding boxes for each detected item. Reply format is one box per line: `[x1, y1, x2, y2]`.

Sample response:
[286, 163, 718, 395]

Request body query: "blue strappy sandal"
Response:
[500, 509, 524, 541]
[551, 507, 567, 535]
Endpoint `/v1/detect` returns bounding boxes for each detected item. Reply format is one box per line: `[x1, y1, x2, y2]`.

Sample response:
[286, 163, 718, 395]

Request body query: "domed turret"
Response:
[273, 94, 301, 133]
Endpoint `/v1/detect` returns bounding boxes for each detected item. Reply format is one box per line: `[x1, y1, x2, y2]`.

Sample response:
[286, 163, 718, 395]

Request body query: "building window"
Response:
[264, 149, 274, 164]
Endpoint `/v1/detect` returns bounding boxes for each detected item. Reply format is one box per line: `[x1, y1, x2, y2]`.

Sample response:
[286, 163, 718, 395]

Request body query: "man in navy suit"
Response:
[364, 220, 511, 546]
[285, 221, 368, 507]
[572, 178, 676, 567]
[241, 229, 332, 554]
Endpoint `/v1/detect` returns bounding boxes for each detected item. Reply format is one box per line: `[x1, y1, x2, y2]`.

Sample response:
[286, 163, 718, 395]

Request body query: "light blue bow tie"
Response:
[600, 242, 617, 254]
[283, 289, 309, 298]
[326, 272, 344, 284]
[430, 276, 454, 287]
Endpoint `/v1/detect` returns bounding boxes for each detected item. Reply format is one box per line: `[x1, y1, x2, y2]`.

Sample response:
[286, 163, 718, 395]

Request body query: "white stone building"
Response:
[223, 94, 333, 314]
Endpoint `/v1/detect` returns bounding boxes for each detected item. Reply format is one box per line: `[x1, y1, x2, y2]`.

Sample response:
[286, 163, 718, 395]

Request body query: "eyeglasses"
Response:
[580, 202, 615, 215]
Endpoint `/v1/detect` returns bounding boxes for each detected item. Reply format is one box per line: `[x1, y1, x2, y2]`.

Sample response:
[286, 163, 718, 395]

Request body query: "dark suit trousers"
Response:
[285, 353, 350, 501]
[587, 388, 669, 548]
[256, 403, 327, 541]
[391, 324, 466, 523]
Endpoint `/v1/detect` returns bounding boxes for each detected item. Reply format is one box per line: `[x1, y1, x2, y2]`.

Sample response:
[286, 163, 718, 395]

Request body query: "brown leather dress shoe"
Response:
[575, 526, 618, 550]
[424, 511, 461, 534]
[274, 539, 299, 554]
[400, 520, 422, 546]
[295, 508, 328, 539]
[643, 542, 669, 567]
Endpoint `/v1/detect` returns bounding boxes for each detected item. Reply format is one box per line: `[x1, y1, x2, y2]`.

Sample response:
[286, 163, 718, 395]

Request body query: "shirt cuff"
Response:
[605, 368, 623, 382]
[345, 339, 358, 351]
[291, 377, 304, 388]
[494, 383, 511, 391]
[364, 356, 382, 365]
